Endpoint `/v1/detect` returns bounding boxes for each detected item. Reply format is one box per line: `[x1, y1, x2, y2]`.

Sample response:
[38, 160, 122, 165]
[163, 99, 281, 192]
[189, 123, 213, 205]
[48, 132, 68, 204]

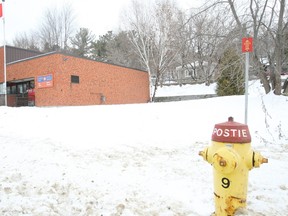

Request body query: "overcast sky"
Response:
[0, 0, 203, 46]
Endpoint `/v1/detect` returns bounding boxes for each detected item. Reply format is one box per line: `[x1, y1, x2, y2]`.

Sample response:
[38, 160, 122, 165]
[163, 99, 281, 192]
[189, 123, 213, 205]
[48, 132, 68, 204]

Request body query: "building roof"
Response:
[3, 46, 147, 73]
[1, 45, 43, 64]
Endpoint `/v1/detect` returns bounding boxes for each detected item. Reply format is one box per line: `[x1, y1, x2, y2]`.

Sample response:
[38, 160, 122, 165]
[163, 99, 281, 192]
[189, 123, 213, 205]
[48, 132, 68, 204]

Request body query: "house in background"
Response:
[173, 61, 217, 85]
[0, 46, 150, 107]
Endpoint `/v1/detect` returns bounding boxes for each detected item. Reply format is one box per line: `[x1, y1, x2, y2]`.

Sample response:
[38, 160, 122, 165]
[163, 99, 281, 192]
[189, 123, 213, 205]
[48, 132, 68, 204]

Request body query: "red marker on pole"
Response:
[242, 38, 253, 53]
[242, 37, 253, 124]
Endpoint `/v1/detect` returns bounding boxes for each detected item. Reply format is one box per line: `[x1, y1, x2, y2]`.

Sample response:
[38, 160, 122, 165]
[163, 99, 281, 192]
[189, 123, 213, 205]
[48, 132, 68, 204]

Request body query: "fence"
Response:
[154, 94, 217, 102]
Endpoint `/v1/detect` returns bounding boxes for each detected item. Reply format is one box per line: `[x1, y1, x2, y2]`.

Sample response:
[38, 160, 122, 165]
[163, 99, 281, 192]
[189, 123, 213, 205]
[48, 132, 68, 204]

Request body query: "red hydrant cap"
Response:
[212, 117, 251, 143]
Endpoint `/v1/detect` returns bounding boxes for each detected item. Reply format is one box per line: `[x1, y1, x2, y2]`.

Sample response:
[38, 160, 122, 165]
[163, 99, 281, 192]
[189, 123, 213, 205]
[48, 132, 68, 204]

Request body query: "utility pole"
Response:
[1, 0, 7, 106]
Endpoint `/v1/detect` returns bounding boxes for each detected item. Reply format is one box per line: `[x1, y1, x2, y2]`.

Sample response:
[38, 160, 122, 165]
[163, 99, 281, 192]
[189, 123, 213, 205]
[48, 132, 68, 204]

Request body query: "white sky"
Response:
[0, 0, 203, 46]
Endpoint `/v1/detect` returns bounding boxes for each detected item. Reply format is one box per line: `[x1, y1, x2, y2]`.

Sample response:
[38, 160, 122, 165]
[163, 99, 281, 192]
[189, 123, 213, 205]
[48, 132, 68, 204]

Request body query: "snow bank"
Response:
[0, 80, 287, 215]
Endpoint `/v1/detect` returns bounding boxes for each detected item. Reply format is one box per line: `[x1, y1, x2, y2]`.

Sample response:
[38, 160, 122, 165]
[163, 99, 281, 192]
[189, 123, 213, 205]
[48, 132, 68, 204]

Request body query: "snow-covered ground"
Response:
[0, 80, 287, 216]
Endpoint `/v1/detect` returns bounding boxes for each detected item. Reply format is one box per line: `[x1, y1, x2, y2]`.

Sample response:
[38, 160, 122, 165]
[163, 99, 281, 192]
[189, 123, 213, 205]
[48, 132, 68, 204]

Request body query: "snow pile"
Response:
[0, 80, 287, 215]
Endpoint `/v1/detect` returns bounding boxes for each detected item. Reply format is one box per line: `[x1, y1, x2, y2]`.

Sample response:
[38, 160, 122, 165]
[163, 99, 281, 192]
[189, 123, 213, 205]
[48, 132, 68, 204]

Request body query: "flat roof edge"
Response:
[7, 51, 57, 65]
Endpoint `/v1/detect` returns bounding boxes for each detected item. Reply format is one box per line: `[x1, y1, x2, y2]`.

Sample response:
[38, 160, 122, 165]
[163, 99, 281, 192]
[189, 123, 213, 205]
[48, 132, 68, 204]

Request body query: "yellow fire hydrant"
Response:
[199, 117, 268, 216]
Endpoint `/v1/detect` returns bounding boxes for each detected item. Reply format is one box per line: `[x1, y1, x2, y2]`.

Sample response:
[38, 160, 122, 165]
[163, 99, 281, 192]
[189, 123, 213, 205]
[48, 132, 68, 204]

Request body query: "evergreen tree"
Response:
[90, 31, 114, 62]
[106, 31, 143, 69]
[70, 28, 95, 57]
[216, 48, 244, 96]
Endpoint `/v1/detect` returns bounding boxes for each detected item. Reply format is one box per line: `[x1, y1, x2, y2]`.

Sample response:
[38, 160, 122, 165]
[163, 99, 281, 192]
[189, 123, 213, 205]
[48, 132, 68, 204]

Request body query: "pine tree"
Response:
[216, 48, 244, 96]
[70, 28, 95, 57]
[90, 31, 114, 62]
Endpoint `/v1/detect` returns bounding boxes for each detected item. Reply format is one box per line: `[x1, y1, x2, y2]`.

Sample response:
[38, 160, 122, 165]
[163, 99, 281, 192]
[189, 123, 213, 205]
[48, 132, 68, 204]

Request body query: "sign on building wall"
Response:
[37, 74, 53, 88]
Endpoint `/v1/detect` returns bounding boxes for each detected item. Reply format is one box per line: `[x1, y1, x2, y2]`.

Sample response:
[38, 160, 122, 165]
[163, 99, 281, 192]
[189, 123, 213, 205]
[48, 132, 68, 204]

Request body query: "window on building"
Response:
[17, 84, 23, 94]
[6, 80, 35, 95]
[11, 85, 16, 94]
[71, 75, 80, 84]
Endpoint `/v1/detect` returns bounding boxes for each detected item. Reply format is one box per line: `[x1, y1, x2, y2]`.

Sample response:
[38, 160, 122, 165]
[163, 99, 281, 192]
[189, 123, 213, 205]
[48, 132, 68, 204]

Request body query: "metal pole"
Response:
[2, 1, 7, 106]
[244, 52, 249, 124]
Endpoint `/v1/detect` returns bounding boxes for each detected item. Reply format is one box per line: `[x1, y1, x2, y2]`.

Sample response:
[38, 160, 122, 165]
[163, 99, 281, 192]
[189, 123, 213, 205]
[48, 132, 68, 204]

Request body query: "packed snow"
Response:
[0, 80, 287, 216]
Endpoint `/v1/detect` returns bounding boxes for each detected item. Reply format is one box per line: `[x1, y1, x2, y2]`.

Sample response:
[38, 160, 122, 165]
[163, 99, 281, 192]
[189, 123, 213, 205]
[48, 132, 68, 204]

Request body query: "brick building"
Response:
[0, 46, 150, 106]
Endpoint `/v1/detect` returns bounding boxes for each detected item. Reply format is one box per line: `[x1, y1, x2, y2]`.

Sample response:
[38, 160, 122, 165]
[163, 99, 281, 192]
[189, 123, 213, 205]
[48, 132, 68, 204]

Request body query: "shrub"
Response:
[216, 48, 244, 96]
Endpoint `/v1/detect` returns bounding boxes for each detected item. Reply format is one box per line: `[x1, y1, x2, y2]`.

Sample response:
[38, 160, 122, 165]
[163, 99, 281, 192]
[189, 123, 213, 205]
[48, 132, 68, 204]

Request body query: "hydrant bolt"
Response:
[219, 159, 226, 167]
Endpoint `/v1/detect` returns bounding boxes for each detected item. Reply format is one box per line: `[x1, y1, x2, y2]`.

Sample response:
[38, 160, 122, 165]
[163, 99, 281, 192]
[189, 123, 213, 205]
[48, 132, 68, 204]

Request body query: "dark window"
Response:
[11, 85, 16, 94]
[7, 80, 35, 95]
[71, 75, 80, 84]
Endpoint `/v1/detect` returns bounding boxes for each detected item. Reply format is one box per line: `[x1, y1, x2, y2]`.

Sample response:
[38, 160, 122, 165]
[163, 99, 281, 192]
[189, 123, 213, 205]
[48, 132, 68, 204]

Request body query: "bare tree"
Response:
[123, 0, 185, 101]
[62, 4, 76, 50]
[273, 0, 287, 94]
[183, 6, 234, 85]
[12, 32, 40, 51]
[38, 3, 76, 52]
[123, 0, 154, 100]
[226, 0, 287, 95]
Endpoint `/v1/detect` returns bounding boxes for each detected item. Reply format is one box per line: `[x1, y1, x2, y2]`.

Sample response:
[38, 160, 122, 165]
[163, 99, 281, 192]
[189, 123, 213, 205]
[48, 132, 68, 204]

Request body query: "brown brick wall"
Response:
[3, 53, 150, 106]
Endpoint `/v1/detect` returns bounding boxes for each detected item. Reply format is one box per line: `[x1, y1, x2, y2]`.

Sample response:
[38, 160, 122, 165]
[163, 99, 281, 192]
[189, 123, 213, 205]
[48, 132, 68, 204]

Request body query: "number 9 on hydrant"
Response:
[199, 117, 268, 216]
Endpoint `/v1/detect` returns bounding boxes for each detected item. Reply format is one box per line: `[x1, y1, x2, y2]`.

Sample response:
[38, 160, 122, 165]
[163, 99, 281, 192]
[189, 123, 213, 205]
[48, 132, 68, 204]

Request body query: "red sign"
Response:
[242, 37, 253, 52]
[0, 4, 2, 18]
[37, 74, 53, 88]
[211, 117, 251, 143]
